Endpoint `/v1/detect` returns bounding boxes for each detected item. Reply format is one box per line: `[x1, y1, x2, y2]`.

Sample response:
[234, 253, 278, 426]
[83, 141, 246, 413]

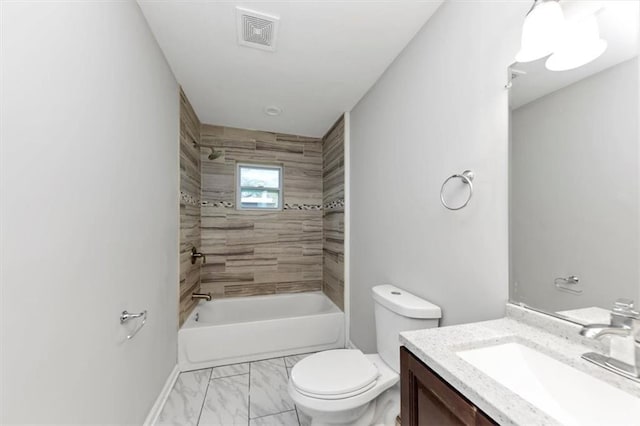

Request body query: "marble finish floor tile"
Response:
[295, 407, 311, 426]
[198, 374, 249, 426]
[157, 357, 305, 426]
[257, 357, 289, 367]
[210, 362, 250, 379]
[249, 358, 295, 418]
[157, 368, 212, 426]
[250, 410, 299, 426]
[283, 352, 314, 368]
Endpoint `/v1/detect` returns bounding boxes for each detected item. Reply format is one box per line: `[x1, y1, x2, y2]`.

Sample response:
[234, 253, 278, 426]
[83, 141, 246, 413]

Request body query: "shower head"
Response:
[192, 141, 223, 161]
[208, 148, 222, 160]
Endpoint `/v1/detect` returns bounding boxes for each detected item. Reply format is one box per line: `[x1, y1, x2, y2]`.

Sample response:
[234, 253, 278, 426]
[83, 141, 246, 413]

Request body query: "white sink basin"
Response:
[457, 342, 640, 426]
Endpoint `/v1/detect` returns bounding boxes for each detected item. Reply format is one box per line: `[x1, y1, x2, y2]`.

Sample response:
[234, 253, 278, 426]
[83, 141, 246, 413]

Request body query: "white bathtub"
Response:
[178, 291, 345, 371]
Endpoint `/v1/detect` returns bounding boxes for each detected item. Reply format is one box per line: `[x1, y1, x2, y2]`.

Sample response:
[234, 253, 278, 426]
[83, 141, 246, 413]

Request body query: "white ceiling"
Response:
[138, 0, 444, 137]
[510, 1, 639, 109]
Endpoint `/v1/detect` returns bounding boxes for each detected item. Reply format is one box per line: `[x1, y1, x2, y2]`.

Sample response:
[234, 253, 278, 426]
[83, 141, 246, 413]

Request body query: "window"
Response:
[236, 163, 283, 210]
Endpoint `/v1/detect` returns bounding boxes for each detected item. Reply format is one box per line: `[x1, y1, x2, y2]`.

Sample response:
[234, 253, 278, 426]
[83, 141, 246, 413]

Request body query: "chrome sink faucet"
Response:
[579, 299, 640, 382]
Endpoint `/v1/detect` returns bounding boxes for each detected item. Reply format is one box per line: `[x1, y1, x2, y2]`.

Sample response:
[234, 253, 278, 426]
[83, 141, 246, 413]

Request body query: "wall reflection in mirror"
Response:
[509, 0, 640, 324]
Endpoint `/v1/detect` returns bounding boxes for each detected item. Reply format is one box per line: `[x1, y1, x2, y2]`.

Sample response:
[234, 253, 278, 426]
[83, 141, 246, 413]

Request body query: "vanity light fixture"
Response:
[516, 0, 607, 71]
[515, 0, 565, 63]
[545, 14, 607, 71]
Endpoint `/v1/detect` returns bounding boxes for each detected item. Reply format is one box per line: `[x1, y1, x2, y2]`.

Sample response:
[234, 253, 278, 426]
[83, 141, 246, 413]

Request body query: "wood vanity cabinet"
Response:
[400, 347, 497, 426]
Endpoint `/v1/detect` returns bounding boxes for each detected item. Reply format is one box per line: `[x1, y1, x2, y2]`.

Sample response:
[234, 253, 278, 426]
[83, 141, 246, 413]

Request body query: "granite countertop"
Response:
[400, 304, 640, 426]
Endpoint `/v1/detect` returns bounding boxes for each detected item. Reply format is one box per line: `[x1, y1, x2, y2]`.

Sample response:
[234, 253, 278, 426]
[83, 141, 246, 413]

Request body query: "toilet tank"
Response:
[372, 284, 441, 373]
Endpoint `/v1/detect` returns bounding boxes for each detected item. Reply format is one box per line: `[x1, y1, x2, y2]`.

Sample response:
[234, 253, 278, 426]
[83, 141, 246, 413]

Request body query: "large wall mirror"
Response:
[509, 1, 640, 324]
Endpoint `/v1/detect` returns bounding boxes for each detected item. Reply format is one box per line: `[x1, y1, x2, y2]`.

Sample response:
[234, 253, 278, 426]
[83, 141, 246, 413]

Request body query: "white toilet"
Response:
[288, 284, 441, 426]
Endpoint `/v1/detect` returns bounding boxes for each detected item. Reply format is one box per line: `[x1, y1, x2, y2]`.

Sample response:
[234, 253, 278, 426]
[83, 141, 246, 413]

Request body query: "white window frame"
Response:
[236, 163, 284, 211]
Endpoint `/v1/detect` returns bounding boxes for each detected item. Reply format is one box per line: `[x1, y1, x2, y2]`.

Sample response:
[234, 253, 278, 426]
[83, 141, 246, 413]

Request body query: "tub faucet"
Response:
[192, 292, 212, 301]
[579, 299, 640, 382]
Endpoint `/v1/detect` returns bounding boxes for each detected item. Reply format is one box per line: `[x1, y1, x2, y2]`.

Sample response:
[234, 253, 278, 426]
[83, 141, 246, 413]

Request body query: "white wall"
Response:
[1, 2, 179, 424]
[349, 1, 527, 351]
[511, 58, 639, 312]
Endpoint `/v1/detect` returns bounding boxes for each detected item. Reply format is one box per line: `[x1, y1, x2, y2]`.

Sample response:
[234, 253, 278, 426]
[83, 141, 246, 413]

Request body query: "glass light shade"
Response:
[545, 14, 607, 71]
[515, 0, 565, 63]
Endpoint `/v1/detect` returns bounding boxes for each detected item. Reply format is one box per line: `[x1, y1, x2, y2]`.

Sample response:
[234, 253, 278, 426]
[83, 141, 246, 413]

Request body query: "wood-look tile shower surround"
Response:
[199, 124, 326, 299]
[322, 117, 345, 310]
[179, 87, 345, 320]
[179, 89, 202, 326]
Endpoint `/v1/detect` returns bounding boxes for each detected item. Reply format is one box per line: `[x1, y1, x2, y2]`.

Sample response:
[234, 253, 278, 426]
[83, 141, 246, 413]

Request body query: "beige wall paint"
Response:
[179, 89, 202, 326]
[198, 124, 326, 298]
[322, 116, 345, 309]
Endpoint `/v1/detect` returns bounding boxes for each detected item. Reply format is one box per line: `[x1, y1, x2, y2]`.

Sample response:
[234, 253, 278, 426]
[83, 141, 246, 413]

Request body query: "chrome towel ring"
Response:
[440, 170, 474, 211]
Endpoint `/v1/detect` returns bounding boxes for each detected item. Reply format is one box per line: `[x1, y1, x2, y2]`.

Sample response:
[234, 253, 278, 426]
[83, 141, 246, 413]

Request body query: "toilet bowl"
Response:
[289, 350, 397, 425]
[287, 285, 441, 426]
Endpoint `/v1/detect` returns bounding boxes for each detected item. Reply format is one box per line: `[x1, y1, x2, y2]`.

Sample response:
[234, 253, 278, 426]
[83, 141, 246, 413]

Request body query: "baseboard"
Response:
[143, 364, 180, 426]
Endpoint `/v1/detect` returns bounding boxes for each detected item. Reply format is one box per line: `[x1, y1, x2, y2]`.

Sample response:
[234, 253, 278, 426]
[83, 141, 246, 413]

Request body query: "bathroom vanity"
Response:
[399, 304, 640, 426]
[400, 347, 495, 425]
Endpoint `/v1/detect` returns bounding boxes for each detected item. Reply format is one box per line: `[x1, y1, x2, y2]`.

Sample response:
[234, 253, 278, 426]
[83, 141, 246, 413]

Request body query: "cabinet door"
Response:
[400, 347, 496, 426]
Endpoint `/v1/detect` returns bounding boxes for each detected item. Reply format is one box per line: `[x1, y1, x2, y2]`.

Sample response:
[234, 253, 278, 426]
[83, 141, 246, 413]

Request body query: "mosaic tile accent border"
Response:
[180, 191, 200, 207]
[201, 200, 234, 208]
[200, 201, 324, 210]
[323, 198, 344, 210]
[283, 203, 322, 210]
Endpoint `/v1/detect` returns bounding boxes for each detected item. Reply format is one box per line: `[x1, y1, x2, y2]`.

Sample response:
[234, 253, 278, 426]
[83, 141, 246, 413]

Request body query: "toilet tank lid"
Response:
[372, 285, 442, 319]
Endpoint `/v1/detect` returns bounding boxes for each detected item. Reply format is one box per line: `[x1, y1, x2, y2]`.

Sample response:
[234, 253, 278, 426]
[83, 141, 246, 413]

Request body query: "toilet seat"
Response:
[288, 353, 399, 415]
[291, 349, 379, 399]
[295, 379, 377, 400]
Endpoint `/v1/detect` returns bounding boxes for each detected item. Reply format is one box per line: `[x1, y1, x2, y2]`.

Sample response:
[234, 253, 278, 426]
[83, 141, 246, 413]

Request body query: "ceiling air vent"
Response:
[236, 7, 279, 52]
